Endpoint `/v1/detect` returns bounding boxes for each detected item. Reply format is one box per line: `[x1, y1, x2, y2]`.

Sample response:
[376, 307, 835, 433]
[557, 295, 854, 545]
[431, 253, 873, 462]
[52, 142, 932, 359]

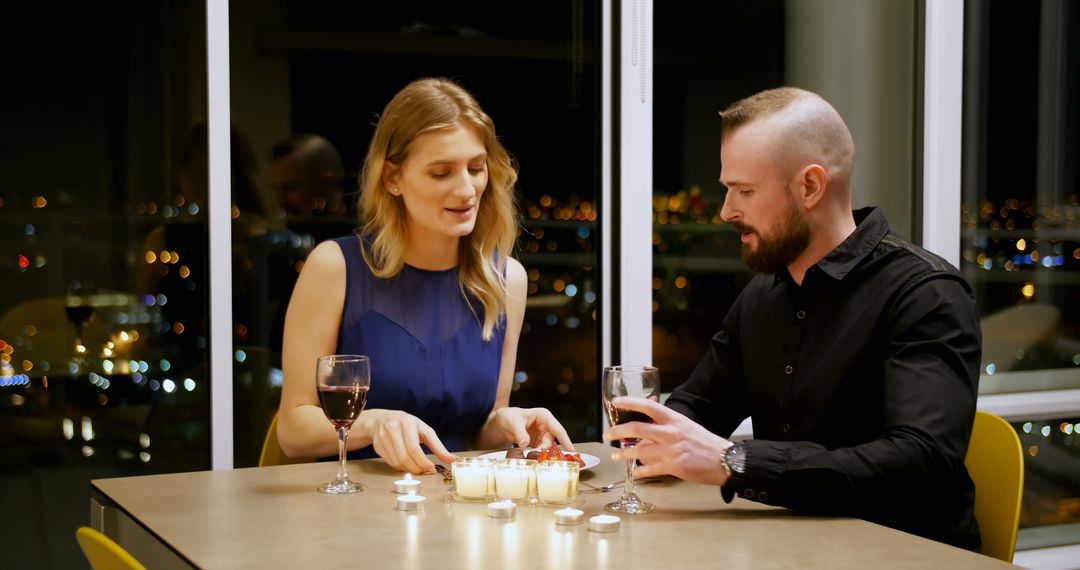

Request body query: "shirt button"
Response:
[796, 310, 806, 319]
[782, 423, 791, 433]
[784, 365, 793, 375]
[743, 489, 755, 499]
[758, 491, 769, 501]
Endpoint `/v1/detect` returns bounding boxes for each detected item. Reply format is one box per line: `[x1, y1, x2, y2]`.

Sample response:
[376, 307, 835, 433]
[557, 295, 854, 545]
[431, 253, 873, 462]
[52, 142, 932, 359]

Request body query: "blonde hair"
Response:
[357, 78, 519, 341]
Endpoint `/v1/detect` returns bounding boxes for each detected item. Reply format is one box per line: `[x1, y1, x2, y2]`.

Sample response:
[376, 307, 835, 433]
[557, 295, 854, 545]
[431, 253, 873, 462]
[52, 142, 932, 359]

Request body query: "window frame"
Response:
[207, 0, 233, 471]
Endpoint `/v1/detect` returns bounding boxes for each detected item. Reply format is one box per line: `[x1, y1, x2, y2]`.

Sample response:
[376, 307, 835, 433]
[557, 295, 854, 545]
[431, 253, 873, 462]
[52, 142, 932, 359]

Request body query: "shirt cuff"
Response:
[721, 439, 789, 505]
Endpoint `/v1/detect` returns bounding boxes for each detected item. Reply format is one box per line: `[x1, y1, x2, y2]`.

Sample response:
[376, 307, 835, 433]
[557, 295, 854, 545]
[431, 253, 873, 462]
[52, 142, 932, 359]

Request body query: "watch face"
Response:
[725, 444, 747, 475]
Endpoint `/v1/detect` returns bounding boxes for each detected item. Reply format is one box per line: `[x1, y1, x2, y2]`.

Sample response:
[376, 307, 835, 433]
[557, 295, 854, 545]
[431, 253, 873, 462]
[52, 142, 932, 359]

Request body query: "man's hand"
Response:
[604, 397, 733, 486]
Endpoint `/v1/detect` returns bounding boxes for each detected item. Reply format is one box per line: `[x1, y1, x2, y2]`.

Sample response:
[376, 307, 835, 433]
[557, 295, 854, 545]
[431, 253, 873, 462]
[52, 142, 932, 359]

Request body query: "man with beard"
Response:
[606, 87, 982, 551]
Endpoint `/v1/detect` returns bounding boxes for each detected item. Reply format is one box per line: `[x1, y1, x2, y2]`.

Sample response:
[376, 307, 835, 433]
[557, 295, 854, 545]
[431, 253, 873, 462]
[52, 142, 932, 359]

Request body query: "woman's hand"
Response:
[489, 407, 575, 451]
[355, 409, 458, 474]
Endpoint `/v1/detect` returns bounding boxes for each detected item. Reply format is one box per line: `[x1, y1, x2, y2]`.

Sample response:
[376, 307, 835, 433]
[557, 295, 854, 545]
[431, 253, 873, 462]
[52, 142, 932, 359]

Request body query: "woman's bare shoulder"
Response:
[303, 239, 347, 274]
[505, 256, 526, 286]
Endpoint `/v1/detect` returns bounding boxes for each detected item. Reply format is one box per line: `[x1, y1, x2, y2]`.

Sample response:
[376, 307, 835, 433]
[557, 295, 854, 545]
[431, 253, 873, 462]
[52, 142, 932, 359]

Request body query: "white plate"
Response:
[476, 449, 601, 470]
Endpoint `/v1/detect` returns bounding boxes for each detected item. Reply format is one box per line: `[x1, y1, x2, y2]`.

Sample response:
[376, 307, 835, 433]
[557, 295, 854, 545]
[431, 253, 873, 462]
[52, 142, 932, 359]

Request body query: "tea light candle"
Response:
[536, 470, 569, 501]
[494, 459, 533, 501]
[397, 494, 425, 511]
[453, 459, 492, 500]
[588, 514, 620, 532]
[487, 500, 517, 518]
[394, 473, 421, 494]
[554, 508, 584, 525]
[536, 461, 578, 504]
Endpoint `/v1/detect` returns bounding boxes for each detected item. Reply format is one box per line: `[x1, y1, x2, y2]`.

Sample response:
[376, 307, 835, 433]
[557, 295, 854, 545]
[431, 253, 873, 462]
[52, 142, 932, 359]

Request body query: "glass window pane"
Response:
[653, 0, 917, 386]
[1014, 417, 1080, 545]
[0, 2, 208, 566]
[228, 1, 603, 464]
[963, 0, 1080, 547]
[963, 0, 1080, 393]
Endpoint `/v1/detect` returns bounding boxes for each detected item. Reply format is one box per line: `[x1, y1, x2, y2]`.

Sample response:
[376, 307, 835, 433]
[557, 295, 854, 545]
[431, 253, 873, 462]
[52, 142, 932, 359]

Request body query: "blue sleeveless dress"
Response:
[333, 234, 504, 459]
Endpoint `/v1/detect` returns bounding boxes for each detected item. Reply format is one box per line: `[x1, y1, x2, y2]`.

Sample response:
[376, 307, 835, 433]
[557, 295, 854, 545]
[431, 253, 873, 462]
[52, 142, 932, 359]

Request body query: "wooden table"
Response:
[90, 442, 1015, 569]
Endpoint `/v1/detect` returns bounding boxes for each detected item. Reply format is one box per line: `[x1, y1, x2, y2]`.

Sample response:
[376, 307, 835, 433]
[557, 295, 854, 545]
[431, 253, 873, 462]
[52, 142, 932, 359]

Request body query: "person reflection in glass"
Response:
[278, 78, 573, 473]
[138, 121, 306, 466]
[270, 133, 357, 244]
[139, 121, 291, 360]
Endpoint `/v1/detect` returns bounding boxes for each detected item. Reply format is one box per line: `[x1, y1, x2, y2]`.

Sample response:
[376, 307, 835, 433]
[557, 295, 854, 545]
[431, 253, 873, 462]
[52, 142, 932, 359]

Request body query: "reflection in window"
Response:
[0, 2, 209, 567]
[652, 0, 917, 387]
[963, 0, 1080, 382]
[1014, 418, 1080, 547]
[963, 0, 1080, 544]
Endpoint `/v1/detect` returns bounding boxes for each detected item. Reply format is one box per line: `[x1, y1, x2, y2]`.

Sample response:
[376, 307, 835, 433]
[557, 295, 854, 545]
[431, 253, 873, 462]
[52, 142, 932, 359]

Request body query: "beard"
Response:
[732, 199, 811, 274]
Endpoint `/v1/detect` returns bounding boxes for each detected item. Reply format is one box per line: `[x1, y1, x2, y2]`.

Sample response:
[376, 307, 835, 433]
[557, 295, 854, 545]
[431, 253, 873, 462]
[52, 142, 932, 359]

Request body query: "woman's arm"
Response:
[474, 258, 573, 450]
[277, 240, 351, 458]
[491, 257, 527, 411]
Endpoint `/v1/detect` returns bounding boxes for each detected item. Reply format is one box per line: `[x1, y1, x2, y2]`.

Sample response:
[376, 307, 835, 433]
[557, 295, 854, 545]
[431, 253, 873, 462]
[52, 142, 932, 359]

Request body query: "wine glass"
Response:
[316, 354, 371, 494]
[602, 365, 659, 515]
[65, 284, 97, 367]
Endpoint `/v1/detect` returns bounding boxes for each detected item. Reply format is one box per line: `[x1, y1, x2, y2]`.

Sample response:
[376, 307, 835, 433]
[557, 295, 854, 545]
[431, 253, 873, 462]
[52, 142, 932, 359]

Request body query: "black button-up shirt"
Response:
[667, 207, 981, 551]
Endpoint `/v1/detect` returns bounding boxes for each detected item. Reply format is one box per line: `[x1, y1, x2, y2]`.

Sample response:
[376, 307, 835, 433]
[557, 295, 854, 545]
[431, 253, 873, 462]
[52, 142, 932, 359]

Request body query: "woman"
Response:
[278, 78, 573, 474]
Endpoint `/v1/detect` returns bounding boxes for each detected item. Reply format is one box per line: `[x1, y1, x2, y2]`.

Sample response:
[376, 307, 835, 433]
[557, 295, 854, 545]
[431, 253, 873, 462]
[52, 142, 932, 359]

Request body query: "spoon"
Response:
[581, 477, 663, 493]
[581, 481, 622, 493]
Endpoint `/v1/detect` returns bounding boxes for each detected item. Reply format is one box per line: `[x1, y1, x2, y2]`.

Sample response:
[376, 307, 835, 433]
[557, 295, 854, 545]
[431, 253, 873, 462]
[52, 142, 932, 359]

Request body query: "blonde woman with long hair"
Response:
[278, 78, 574, 473]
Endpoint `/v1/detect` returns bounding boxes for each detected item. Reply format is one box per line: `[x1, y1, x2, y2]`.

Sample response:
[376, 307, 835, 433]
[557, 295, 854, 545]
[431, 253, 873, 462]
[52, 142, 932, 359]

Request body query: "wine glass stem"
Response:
[336, 427, 350, 482]
[622, 442, 636, 500]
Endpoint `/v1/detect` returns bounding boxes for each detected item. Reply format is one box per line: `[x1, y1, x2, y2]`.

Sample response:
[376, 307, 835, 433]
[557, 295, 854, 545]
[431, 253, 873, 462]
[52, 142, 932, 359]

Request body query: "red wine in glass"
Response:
[65, 306, 95, 330]
[65, 302, 96, 364]
[315, 354, 370, 494]
[317, 385, 369, 430]
[602, 365, 660, 515]
[604, 405, 654, 444]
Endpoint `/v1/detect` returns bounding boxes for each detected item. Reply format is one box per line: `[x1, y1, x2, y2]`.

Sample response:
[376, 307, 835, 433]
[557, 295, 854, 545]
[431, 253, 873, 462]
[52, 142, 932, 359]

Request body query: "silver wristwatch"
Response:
[723, 442, 747, 476]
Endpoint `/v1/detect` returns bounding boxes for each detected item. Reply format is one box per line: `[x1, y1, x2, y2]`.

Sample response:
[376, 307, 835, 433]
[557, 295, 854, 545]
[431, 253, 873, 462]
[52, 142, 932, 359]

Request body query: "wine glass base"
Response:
[317, 480, 365, 494]
[604, 494, 655, 515]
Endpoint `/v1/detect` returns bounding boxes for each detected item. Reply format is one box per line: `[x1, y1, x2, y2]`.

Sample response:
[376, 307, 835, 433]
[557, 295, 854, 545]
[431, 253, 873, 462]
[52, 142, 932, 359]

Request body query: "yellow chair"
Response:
[259, 411, 315, 467]
[965, 410, 1024, 562]
[75, 527, 146, 570]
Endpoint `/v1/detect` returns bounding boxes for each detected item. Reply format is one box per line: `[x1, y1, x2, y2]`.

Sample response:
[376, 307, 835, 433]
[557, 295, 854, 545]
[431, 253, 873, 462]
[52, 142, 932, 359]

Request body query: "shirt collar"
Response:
[771, 206, 890, 288]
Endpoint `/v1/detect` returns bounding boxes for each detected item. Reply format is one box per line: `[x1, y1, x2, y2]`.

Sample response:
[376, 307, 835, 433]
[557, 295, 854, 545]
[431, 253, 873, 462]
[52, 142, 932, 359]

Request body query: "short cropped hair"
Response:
[720, 87, 855, 187]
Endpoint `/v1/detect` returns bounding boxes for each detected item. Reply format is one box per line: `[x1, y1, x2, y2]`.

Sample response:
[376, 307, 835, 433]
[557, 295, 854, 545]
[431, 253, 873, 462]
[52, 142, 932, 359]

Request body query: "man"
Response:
[270, 133, 347, 209]
[607, 87, 982, 550]
[271, 133, 346, 217]
[271, 134, 356, 243]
